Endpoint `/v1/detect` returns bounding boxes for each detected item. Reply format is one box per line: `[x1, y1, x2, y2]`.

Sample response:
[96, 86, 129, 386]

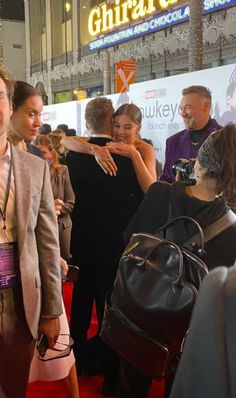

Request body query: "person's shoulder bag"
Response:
[100, 210, 236, 379]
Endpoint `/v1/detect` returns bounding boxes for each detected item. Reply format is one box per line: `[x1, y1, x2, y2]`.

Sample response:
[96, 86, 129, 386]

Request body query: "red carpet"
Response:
[26, 282, 164, 398]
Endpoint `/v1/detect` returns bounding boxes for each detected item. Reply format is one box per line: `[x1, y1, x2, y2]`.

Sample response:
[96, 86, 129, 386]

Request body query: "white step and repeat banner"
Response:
[42, 100, 78, 131]
[129, 63, 236, 166]
[41, 92, 129, 134]
[42, 63, 236, 167]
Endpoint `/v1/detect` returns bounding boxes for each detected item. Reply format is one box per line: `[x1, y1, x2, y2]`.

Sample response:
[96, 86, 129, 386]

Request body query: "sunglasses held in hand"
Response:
[36, 334, 74, 361]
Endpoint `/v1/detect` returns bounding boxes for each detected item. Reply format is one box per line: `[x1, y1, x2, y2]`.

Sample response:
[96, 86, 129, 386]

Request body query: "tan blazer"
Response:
[13, 146, 63, 339]
[50, 166, 75, 260]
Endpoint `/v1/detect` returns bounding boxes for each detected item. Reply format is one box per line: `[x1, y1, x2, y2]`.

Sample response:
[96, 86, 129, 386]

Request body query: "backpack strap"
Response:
[203, 209, 236, 243]
[189, 210, 236, 246]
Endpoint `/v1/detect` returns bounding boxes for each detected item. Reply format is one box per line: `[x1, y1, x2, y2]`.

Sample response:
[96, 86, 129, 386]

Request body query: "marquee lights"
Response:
[89, 5, 189, 50]
[88, 0, 236, 37]
[88, 0, 179, 36]
[88, 0, 236, 51]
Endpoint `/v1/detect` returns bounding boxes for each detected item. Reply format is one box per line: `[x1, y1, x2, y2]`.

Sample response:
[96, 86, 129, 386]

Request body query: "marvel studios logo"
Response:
[145, 88, 167, 99]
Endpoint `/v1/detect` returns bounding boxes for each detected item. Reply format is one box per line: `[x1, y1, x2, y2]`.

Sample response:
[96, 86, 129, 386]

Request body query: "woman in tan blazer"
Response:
[37, 134, 75, 261]
[9, 80, 79, 398]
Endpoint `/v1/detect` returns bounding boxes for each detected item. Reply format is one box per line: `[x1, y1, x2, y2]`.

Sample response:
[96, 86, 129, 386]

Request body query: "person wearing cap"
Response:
[40, 123, 52, 135]
[57, 124, 69, 135]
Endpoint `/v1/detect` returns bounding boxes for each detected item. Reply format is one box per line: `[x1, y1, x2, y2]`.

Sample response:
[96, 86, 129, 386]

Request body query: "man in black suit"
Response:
[66, 97, 143, 391]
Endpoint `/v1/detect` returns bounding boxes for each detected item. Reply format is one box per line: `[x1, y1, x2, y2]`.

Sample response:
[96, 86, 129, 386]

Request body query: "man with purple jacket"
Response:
[160, 86, 221, 183]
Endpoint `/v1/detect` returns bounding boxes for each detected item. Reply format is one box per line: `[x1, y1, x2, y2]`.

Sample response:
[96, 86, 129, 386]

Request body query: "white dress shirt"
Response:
[0, 143, 16, 243]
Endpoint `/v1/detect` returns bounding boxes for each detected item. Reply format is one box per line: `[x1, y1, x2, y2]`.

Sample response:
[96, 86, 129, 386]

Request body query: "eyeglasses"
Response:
[178, 105, 193, 114]
[37, 334, 74, 361]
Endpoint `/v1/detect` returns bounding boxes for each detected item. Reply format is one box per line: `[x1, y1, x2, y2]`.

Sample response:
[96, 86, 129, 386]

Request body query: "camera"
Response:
[172, 158, 196, 185]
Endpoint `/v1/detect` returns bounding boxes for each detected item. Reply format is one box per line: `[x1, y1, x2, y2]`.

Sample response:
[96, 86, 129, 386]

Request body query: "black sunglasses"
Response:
[37, 334, 74, 361]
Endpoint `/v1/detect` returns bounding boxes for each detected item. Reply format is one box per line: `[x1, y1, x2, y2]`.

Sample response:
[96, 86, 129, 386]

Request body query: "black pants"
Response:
[70, 267, 114, 339]
[70, 263, 117, 371]
[117, 358, 175, 398]
[117, 359, 152, 398]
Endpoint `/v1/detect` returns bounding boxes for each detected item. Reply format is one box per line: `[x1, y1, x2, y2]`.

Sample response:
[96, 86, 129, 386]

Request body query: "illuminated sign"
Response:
[88, 0, 236, 51]
[88, 0, 180, 36]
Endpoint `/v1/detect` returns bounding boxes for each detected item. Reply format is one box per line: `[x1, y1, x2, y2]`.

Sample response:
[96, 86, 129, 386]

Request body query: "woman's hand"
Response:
[93, 146, 117, 176]
[107, 142, 138, 159]
[60, 257, 69, 276]
[38, 317, 60, 349]
[54, 198, 64, 216]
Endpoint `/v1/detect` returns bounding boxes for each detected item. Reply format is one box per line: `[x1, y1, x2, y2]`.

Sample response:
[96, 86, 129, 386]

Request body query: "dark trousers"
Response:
[117, 359, 152, 398]
[0, 286, 35, 398]
[70, 264, 116, 369]
[70, 269, 109, 341]
[117, 358, 175, 398]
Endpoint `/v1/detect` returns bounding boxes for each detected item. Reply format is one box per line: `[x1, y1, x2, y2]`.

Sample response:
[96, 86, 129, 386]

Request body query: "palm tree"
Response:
[189, 0, 203, 71]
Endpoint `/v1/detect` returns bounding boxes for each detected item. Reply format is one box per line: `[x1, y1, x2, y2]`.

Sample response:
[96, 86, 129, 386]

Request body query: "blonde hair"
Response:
[85, 97, 114, 132]
[37, 134, 60, 169]
[48, 132, 62, 152]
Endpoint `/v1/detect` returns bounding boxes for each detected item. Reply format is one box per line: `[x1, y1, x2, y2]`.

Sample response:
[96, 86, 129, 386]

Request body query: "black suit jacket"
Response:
[66, 137, 143, 275]
[26, 142, 43, 158]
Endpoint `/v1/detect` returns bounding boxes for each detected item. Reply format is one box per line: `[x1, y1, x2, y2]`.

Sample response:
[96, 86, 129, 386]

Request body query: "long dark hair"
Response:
[12, 81, 41, 111]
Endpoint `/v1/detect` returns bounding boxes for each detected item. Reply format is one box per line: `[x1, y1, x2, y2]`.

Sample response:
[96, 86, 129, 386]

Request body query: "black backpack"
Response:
[100, 211, 236, 379]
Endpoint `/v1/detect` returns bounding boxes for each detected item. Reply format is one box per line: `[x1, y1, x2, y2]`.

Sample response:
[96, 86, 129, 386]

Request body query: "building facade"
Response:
[0, 0, 26, 80]
[24, 0, 236, 104]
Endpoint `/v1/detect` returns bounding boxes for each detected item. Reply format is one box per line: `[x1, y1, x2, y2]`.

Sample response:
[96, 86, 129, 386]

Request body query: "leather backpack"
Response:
[100, 211, 236, 379]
